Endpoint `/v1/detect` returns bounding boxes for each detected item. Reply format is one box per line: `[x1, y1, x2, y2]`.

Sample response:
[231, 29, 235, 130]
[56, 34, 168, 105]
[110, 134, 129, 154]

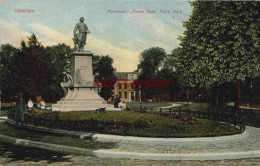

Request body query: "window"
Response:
[124, 92, 127, 99]
[119, 92, 122, 98]
[131, 84, 134, 89]
[124, 83, 127, 89]
[119, 83, 122, 89]
[130, 75, 134, 80]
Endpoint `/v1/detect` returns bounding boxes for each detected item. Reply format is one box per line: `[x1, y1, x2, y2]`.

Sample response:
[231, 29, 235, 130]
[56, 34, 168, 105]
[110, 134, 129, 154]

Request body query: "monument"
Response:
[52, 17, 119, 111]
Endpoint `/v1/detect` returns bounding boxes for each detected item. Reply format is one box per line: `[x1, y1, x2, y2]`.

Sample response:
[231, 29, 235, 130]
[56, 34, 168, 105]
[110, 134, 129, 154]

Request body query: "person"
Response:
[8, 96, 17, 120]
[27, 98, 33, 109]
[40, 98, 46, 109]
[15, 93, 26, 125]
[119, 101, 126, 111]
[114, 95, 120, 108]
[73, 17, 90, 52]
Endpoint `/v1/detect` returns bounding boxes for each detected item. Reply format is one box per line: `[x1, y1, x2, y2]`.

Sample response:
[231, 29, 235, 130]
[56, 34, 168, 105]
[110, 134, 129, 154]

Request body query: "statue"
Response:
[60, 72, 73, 96]
[73, 17, 90, 52]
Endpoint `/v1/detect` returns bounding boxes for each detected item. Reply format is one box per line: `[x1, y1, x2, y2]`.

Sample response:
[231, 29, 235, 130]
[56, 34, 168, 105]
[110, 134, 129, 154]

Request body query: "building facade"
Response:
[111, 72, 139, 102]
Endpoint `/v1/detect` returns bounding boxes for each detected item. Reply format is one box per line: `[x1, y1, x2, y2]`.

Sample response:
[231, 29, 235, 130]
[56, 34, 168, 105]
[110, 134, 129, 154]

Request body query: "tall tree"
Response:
[0, 44, 19, 101]
[175, 1, 260, 111]
[44, 43, 73, 101]
[138, 47, 166, 80]
[137, 47, 166, 99]
[94, 55, 116, 100]
[14, 34, 50, 101]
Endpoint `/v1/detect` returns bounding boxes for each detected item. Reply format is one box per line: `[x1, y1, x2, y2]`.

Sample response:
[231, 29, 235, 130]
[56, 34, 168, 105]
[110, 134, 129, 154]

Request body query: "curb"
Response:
[91, 130, 248, 145]
[93, 149, 260, 161]
[6, 119, 249, 145]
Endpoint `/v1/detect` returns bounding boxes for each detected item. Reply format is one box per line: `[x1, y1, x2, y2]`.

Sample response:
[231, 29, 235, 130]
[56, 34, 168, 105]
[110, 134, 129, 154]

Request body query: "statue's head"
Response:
[80, 17, 84, 22]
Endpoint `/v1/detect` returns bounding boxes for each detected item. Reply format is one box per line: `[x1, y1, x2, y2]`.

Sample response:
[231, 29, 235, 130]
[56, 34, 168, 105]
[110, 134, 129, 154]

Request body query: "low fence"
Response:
[137, 106, 253, 131]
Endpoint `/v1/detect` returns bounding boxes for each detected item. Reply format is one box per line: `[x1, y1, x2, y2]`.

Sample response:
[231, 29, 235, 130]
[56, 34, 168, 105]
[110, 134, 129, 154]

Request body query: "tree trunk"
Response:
[249, 90, 252, 107]
[218, 84, 226, 108]
[234, 80, 240, 112]
[249, 81, 253, 107]
[211, 84, 219, 106]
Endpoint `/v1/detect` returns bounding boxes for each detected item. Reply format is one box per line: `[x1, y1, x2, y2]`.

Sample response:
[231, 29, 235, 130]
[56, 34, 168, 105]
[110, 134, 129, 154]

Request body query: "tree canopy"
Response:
[137, 47, 167, 80]
[14, 34, 50, 101]
[0, 44, 19, 101]
[175, 1, 260, 110]
[44, 43, 73, 100]
[175, 1, 260, 88]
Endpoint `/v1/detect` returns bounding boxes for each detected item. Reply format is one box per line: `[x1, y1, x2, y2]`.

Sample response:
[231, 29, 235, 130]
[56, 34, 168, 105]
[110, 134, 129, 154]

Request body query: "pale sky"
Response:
[0, 0, 193, 72]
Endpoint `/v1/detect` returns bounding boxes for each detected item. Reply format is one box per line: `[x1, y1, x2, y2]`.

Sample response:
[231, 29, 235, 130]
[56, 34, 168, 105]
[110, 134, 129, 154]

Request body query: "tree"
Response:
[44, 44, 73, 101]
[155, 68, 181, 101]
[94, 55, 116, 100]
[0, 44, 19, 101]
[138, 47, 166, 80]
[14, 34, 50, 101]
[137, 47, 167, 99]
[175, 1, 260, 111]
[92, 55, 101, 76]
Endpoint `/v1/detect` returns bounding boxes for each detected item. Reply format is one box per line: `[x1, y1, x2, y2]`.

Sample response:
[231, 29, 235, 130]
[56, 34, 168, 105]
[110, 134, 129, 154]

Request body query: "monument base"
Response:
[52, 88, 120, 111]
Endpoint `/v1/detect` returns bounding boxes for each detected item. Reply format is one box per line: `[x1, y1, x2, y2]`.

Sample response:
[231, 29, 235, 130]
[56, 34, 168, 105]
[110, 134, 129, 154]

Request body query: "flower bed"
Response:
[9, 110, 242, 138]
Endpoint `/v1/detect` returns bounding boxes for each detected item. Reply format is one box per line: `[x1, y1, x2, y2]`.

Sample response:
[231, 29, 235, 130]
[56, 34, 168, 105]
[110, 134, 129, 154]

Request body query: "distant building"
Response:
[110, 72, 140, 102]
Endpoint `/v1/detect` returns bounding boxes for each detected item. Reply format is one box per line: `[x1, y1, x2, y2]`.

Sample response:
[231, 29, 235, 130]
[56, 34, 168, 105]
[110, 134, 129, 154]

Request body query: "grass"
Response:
[0, 122, 116, 150]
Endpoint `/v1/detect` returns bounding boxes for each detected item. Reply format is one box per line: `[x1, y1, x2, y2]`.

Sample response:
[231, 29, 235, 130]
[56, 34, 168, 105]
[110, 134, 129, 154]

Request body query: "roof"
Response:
[115, 72, 138, 79]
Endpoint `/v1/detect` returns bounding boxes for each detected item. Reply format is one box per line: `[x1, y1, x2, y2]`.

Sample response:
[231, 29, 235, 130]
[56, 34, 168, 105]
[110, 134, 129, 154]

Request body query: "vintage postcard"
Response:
[0, 0, 260, 165]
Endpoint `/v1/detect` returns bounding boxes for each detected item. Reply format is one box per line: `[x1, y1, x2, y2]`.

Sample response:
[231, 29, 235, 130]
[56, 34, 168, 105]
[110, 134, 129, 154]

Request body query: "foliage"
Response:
[13, 34, 50, 101]
[175, 1, 260, 110]
[0, 44, 19, 101]
[135, 47, 184, 101]
[176, 1, 260, 88]
[92, 55, 101, 76]
[44, 43, 73, 101]
[137, 47, 167, 99]
[94, 55, 116, 100]
[137, 47, 167, 79]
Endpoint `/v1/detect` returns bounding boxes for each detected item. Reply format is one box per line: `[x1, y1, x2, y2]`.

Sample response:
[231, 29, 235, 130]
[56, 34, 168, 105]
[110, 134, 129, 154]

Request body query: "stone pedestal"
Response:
[52, 52, 119, 111]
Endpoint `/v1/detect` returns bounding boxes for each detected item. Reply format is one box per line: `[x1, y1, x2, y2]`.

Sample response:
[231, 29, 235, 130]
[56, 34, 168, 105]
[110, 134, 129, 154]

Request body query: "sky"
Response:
[0, 0, 193, 72]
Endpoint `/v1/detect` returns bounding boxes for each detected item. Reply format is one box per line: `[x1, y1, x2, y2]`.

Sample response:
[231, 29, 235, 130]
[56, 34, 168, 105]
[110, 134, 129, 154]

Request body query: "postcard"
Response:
[0, 0, 259, 165]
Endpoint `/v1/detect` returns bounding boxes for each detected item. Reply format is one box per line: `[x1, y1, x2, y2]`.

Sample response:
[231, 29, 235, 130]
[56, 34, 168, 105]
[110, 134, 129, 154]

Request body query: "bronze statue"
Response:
[73, 17, 90, 52]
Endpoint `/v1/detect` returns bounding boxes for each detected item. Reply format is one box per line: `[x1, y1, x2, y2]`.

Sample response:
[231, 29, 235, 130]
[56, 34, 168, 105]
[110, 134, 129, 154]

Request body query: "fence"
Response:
[138, 105, 248, 131]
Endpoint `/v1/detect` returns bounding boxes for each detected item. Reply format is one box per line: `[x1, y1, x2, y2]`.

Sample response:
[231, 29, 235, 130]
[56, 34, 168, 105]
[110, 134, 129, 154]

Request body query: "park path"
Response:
[100, 126, 260, 154]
